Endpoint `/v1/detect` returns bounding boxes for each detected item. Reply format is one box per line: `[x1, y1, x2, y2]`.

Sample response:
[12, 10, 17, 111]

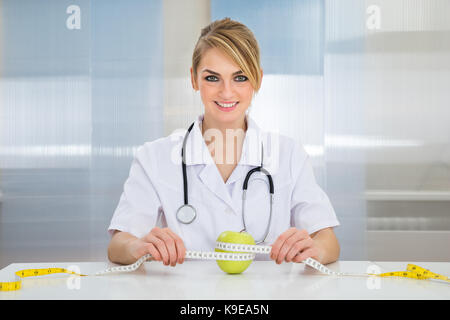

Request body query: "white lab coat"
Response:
[108, 114, 340, 260]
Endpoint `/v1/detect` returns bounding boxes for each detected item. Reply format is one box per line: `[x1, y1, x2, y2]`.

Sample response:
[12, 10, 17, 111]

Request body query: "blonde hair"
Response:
[192, 17, 262, 93]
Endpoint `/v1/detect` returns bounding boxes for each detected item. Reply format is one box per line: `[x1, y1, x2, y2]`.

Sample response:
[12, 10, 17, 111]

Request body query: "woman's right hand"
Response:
[127, 227, 186, 267]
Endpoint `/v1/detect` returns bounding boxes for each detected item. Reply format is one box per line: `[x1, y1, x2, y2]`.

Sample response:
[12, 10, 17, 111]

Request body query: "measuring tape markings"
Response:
[0, 268, 85, 291]
[378, 264, 449, 282]
[1, 242, 448, 291]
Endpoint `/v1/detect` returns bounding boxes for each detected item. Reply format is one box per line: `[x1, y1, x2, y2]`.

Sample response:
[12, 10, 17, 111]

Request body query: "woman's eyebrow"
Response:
[202, 69, 243, 76]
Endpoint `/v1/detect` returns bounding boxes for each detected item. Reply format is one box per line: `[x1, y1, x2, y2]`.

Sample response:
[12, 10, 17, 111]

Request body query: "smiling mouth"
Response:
[214, 101, 239, 108]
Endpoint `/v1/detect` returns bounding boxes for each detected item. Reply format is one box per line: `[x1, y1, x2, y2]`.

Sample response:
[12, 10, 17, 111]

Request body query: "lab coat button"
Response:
[225, 208, 234, 215]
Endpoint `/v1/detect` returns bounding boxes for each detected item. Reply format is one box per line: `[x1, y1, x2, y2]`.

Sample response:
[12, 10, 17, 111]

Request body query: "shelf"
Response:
[365, 190, 450, 201]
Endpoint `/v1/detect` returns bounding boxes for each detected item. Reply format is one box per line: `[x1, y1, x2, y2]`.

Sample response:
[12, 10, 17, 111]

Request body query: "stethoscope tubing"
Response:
[177, 121, 274, 244]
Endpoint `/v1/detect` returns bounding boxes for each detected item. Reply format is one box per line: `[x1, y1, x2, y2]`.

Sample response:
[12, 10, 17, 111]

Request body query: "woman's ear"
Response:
[260, 68, 263, 87]
[253, 68, 263, 97]
[190, 67, 198, 91]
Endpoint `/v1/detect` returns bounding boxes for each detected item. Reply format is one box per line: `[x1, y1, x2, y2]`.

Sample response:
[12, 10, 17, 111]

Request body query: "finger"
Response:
[270, 227, 297, 261]
[166, 228, 186, 264]
[276, 230, 309, 264]
[293, 248, 317, 263]
[145, 243, 162, 261]
[276, 232, 303, 264]
[162, 228, 181, 265]
[153, 228, 177, 267]
[285, 238, 313, 262]
[147, 233, 170, 265]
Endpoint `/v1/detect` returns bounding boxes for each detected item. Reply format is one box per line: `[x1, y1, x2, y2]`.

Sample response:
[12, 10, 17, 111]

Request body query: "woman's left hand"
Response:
[270, 227, 323, 264]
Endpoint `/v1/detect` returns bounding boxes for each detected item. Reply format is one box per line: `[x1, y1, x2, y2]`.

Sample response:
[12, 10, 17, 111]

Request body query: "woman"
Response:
[107, 18, 340, 267]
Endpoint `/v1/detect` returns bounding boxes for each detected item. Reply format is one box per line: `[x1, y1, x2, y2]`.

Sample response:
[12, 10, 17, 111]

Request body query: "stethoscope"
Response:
[175, 121, 274, 244]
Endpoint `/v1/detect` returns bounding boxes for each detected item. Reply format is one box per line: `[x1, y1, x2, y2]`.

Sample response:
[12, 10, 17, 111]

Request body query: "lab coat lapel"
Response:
[189, 113, 263, 210]
[198, 163, 234, 209]
[186, 114, 234, 208]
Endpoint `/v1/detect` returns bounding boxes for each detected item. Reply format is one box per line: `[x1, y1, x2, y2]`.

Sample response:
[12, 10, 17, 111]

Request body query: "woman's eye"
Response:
[204, 75, 248, 82]
[235, 75, 248, 82]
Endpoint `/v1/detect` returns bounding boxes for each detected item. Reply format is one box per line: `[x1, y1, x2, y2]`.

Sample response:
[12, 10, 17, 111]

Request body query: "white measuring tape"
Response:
[1, 241, 448, 291]
[93, 242, 361, 277]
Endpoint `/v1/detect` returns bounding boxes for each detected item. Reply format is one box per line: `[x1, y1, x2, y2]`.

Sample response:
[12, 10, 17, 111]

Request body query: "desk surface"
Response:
[0, 260, 449, 300]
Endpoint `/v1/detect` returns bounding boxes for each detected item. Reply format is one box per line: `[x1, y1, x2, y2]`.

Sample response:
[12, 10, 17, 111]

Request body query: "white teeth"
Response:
[216, 102, 237, 108]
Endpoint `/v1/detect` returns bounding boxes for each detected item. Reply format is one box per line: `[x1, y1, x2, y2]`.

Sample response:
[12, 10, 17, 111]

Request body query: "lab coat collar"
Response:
[184, 113, 263, 167]
[183, 113, 265, 210]
[183, 114, 214, 166]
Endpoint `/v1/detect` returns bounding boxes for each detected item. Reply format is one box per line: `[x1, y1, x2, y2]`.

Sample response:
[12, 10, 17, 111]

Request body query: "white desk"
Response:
[0, 260, 449, 300]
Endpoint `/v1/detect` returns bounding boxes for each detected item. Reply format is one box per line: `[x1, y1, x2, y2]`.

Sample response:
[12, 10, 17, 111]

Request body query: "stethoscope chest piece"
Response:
[176, 204, 197, 224]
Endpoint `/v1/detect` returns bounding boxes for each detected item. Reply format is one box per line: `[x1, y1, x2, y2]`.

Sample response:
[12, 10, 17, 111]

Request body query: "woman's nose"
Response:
[219, 80, 235, 98]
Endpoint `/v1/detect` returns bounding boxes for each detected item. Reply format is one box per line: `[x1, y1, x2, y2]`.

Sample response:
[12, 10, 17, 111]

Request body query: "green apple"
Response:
[215, 230, 255, 274]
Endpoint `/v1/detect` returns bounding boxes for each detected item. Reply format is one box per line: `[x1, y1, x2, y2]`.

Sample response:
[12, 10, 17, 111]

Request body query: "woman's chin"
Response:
[210, 112, 244, 125]
[206, 105, 247, 122]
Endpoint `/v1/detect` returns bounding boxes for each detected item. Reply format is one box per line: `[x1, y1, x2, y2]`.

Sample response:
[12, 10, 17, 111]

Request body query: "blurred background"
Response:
[0, 0, 449, 268]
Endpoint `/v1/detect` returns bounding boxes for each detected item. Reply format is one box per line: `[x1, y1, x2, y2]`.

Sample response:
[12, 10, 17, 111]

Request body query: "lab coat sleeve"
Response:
[290, 143, 340, 235]
[107, 143, 163, 239]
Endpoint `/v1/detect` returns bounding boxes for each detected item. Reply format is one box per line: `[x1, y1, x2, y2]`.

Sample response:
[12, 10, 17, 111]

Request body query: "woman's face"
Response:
[191, 47, 262, 126]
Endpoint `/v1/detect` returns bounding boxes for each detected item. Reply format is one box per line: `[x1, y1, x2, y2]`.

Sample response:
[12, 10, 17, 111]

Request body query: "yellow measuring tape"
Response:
[1, 263, 448, 292]
[377, 264, 450, 282]
[1, 242, 449, 292]
[0, 268, 86, 292]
